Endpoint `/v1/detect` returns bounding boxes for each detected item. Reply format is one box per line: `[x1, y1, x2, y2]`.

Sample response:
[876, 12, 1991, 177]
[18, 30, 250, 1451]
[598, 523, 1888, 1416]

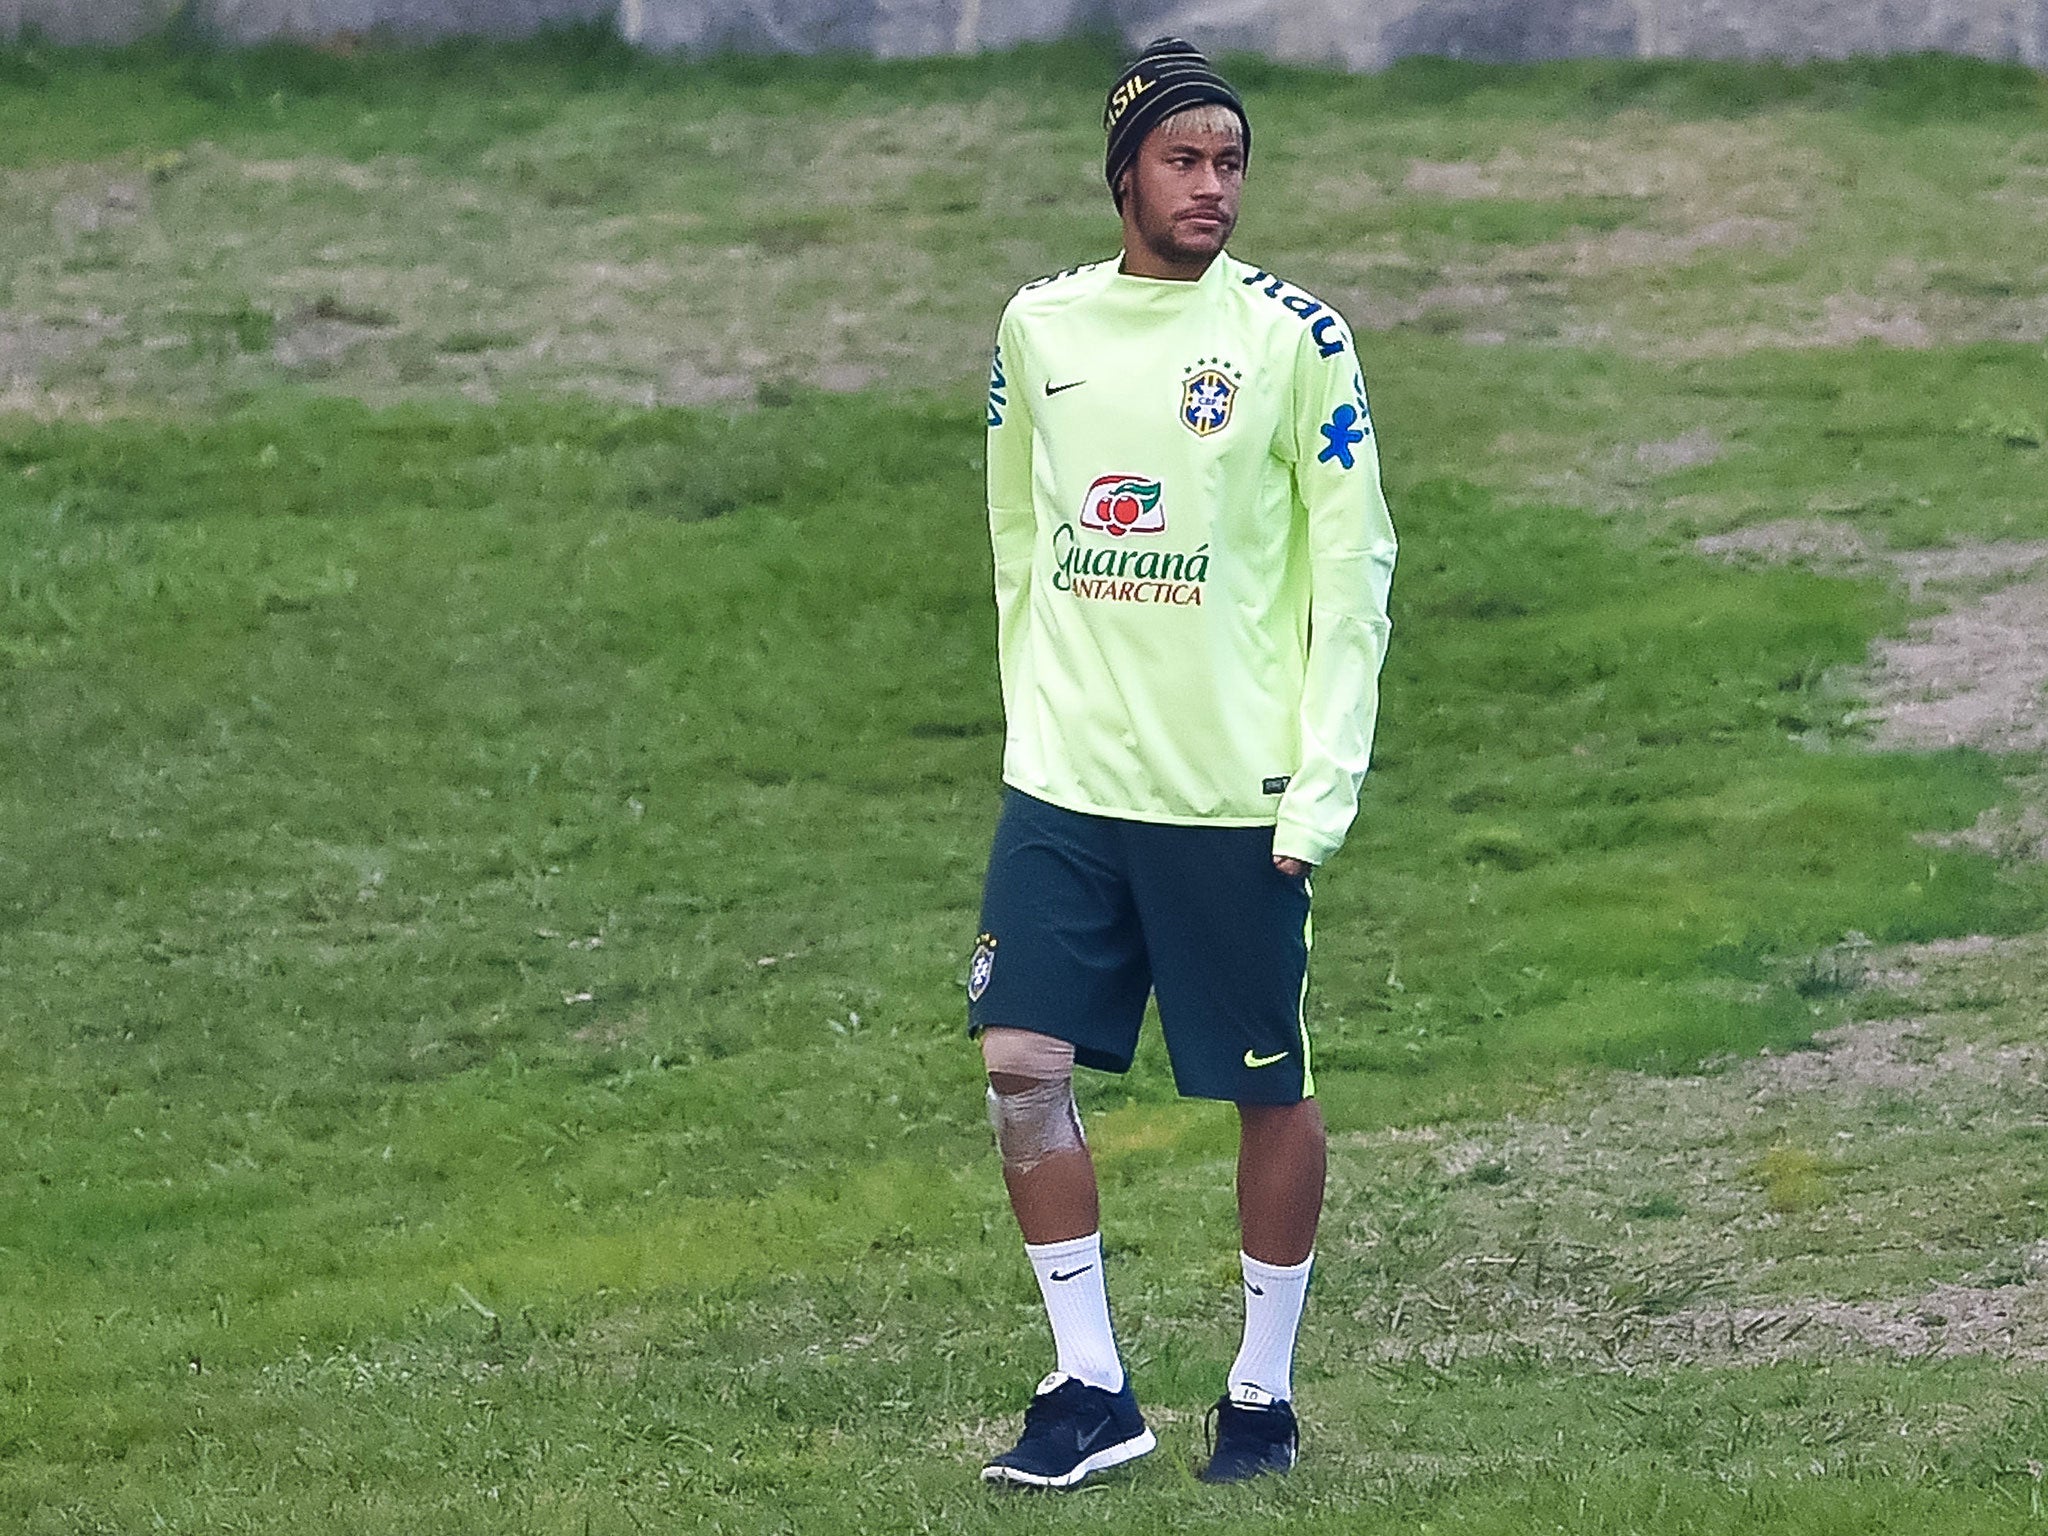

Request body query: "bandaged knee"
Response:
[981, 1028, 1085, 1174]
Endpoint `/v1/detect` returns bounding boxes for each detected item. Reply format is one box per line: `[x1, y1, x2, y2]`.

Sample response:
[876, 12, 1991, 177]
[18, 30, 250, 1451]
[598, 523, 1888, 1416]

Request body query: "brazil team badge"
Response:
[967, 933, 997, 1002]
[1180, 359, 1243, 437]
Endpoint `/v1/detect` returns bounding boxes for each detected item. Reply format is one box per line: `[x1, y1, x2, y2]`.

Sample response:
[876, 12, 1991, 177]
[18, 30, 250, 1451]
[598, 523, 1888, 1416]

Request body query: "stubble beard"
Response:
[1127, 185, 1235, 272]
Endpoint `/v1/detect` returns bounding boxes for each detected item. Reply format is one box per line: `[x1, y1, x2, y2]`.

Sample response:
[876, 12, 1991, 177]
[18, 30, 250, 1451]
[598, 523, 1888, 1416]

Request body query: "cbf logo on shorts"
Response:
[968, 933, 998, 1002]
[1079, 474, 1165, 537]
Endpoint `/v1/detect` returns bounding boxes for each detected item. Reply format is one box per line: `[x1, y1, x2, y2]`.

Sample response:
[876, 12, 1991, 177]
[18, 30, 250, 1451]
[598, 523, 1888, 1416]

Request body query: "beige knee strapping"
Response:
[981, 1029, 1084, 1174]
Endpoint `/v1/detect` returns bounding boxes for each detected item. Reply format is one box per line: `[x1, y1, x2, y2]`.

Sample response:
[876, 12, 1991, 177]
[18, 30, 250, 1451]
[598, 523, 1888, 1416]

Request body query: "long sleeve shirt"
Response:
[985, 251, 1397, 865]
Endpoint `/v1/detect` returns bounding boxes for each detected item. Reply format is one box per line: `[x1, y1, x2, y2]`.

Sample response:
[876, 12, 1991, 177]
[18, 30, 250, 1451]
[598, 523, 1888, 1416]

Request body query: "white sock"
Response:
[1228, 1251, 1313, 1403]
[1024, 1232, 1124, 1393]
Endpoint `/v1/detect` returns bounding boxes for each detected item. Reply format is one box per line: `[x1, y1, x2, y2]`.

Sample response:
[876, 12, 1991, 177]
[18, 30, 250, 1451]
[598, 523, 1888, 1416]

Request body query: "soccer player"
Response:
[968, 36, 1398, 1489]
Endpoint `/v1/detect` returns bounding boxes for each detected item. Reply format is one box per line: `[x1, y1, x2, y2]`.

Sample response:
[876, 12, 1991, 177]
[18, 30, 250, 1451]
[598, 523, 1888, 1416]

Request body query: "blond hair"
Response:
[1155, 103, 1246, 145]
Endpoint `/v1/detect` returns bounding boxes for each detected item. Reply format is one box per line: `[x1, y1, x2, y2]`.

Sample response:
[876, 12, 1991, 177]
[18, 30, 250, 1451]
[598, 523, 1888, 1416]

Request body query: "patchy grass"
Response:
[0, 44, 2044, 413]
[4, 44, 2048, 1534]
[1755, 1144, 1835, 1213]
[1320, 937, 2048, 1375]
[4, 384, 2047, 1530]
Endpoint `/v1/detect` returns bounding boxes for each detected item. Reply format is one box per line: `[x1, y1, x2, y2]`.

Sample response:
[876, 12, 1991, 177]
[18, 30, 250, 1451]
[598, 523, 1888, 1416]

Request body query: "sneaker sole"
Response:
[1198, 1447, 1297, 1484]
[981, 1427, 1158, 1489]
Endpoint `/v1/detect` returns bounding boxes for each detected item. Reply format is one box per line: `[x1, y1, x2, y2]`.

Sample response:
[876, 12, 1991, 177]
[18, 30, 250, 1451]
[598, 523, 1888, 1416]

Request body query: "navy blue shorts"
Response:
[966, 789, 1315, 1105]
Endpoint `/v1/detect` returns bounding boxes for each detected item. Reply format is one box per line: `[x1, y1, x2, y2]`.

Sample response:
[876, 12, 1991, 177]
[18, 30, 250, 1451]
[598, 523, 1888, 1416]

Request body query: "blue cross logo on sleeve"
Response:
[1317, 403, 1366, 469]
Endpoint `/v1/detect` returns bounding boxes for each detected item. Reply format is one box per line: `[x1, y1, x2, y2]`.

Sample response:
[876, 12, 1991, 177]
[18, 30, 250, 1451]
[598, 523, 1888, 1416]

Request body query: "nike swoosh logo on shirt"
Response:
[1044, 379, 1086, 396]
[1049, 1265, 1095, 1283]
[1244, 1049, 1289, 1069]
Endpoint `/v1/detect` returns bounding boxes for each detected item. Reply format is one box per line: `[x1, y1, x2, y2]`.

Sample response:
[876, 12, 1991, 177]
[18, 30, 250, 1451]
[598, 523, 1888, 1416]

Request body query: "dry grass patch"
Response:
[2, 95, 2042, 414]
[1403, 118, 1813, 208]
[1698, 521, 2048, 764]
[1331, 987, 2048, 1377]
[0, 308, 120, 387]
[1864, 573, 2048, 754]
[1632, 427, 1725, 472]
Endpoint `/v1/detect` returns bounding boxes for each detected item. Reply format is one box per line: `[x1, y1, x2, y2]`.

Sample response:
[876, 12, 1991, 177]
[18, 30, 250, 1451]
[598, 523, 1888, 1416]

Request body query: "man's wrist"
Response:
[1272, 825, 1339, 867]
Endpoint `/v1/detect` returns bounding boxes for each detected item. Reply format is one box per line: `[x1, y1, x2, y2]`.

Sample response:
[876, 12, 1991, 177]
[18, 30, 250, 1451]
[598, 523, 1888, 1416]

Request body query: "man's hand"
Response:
[1272, 855, 1313, 880]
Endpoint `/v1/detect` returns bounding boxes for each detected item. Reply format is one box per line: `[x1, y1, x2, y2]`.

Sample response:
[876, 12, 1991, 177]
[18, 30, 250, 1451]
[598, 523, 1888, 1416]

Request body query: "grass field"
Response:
[4, 33, 2048, 1534]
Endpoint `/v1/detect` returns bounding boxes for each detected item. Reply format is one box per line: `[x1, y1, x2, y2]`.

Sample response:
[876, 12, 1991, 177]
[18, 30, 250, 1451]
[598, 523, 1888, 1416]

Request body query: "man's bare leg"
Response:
[982, 1030, 1126, 1396]
[1236, 1098, 1325, 1265]
[1219, 1096, 1323, 1433]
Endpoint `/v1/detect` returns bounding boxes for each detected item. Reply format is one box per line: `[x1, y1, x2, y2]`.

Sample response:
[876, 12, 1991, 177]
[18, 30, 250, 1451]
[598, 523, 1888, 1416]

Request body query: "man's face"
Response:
[1120, 121, 1244, 271]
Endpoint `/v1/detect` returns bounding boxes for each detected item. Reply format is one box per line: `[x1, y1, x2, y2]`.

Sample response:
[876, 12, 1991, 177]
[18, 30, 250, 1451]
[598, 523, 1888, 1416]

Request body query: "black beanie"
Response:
[1103, 36, 1251, 207]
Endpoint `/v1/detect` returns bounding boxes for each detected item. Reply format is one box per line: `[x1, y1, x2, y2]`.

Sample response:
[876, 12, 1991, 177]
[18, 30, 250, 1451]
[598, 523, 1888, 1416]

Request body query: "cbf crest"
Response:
[967, 933, 997, 1003]
[1180, 358, 1243, 438]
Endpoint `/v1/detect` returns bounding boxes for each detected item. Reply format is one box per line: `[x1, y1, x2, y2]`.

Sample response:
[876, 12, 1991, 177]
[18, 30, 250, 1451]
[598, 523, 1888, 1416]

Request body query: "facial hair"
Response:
[1125, 174, 1235, 271]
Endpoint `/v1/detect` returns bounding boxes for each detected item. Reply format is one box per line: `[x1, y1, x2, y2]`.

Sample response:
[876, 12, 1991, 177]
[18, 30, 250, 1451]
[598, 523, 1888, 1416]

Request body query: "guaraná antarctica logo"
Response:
[1078, 473, 1167, 537]
[1056, 476, 1210, 607]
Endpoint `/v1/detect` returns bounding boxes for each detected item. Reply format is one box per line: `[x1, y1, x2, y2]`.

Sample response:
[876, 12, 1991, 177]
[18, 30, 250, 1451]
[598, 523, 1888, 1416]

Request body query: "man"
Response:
[969, 37, 1396, 1488]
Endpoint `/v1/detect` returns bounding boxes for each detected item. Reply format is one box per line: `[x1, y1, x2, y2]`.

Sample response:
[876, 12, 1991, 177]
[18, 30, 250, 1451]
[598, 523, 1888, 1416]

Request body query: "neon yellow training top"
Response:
[985, 251, 1397, 866]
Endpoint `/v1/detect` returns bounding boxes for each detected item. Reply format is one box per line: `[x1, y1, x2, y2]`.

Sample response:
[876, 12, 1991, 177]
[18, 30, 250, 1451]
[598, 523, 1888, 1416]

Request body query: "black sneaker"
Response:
[982, 1372, 1157, 1489]
[1199, 1388, 1299, 1483]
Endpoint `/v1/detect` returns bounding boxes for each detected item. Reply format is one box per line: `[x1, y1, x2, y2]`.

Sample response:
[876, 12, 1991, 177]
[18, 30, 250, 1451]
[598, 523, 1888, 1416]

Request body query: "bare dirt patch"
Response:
[2, 110, 2037, 413]
[0, 309, 121, 386]
[1367, 124, 1832, 353]
[1697, 516, 1877, 572]
[1647, 1268, 2048, 1367]
[2, 135, 972, 414]
[1863, 573, 2048, 754]
[239, 158, 389, 193]
[1404, 160, 1505, 199]
[1889, 541, 2048, 599]
[1747, 1018, 1948, 1099]
[1867, 929, 2048, 996]
[1558, 216, 1794, 277]
[1698, 519, 2048, 598]
[1368, 119, 2026, 361]
[1403, 121, 1809, 207]
[1923, 775, 2048, 864]
[1752, 1015, 2042, 1103]
[1814, 292, 1935, 349]
[1698, 522, 2048, 762]
[1632, 428, 1724, 473]
[1363, 1271, 2048, 1373]
[1336, 989, 2048, 1377]
[1680, 285, 2048, 358]
[45, 173, 153, 248]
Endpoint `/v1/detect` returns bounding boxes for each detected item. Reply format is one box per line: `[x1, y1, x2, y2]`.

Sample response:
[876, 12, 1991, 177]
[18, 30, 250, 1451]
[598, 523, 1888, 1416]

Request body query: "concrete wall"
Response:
[2, 0, 179, 45]
[7, 0, 2047, 69]
[204, 0, 615, 44]
[1, 0, 609, 44]
[616, 0, 2048, 69]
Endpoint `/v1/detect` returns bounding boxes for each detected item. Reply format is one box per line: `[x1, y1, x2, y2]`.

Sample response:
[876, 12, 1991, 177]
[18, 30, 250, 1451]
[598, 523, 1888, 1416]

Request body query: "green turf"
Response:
[4, 39, 2048, 1535]
[4, 381, 2043, 1529]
